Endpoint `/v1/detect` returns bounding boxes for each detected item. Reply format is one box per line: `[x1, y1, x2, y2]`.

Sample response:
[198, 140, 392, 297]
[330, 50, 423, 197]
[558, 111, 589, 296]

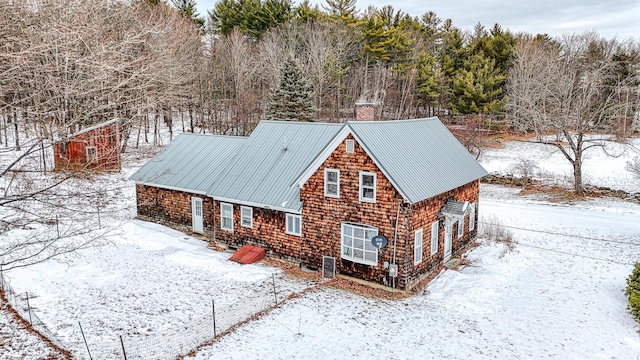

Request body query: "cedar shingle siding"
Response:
[131, 118, 487, 290]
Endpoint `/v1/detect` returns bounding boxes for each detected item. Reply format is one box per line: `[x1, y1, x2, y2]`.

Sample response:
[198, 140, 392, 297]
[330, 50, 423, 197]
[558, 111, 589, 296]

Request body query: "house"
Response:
[130, 118, 487, 290]
[53, 119, 121, 171]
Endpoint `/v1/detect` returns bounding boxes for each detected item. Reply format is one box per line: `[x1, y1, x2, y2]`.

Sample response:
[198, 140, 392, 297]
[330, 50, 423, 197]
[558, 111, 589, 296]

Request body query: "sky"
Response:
[195, 0, 640, 40]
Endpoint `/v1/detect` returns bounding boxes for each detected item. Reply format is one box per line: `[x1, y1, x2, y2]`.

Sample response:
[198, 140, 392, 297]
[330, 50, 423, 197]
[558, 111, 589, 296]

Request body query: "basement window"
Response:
[359, 172, 376, 203]
[286, 214, 301, 236]
[324, 169, 340, 198]
[220, 203, 233, 232]
[341, 222, 377, 265]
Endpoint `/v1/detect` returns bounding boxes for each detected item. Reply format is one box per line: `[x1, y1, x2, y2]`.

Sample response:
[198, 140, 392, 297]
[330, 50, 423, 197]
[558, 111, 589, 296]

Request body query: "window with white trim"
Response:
[457, 218, 464, 238]
[341, 223, 378, 265]
[324, 169, 340, 198]
[430, 221, 439, 255]
[241, 206, 252, 228]
[286, 214, 301, 236]
[469, 203, 476, 231]
[220, 203, 233, 231]
[359, 172, 376, 203]
[414, 228, 423, 265]
[346, 139, 354, 153]
[86, 146, 98, 163]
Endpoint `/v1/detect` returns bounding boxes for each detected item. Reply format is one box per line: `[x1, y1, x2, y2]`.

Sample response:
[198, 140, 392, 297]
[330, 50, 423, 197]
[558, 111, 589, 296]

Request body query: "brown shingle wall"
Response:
[300, 134, 409, 287]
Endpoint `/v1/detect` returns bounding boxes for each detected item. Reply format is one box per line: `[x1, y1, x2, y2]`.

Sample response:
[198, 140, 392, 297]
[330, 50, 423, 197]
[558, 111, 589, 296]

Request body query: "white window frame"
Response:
[324, 169, 340, 198]
[414, 228, 423, 265]
[457, 217, 464, 239]
[286, 214, 301, 236]
[240, 206, 252, 228]
[220, 203, 233, 232]
[359, 171, 376, 203]
[346, 139, 355, 153]
[469, 203, 476, 231]
[430, 221, 439, 255]
[86, 146, 98, 163]
[341, 223, 378, 265]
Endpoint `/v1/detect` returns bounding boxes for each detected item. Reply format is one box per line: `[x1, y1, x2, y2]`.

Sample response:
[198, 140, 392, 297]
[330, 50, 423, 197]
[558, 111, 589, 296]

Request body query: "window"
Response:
[286, 214, 301, 236]
[220, 203, 233, 231]
[341, 223, 378, 265]
[86, 146, 98, 163]
[241, 206, 252, 228]
[346, 139, 355, 153]
[359, 172, 376, 203]
[469, 203, 476, 231]
[457, 218, 464, 238]
[414, 229, 423, 265]
[430, 221, 439, 255]
[324, 169, 340, 198]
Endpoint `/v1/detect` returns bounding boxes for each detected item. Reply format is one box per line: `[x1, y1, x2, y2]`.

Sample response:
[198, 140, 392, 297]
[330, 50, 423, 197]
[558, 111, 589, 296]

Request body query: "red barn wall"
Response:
[54, 121, 121, 171]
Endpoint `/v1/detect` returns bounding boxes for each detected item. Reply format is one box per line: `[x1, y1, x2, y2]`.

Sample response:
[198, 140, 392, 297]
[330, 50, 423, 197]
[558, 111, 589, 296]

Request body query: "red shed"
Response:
[53, 119, 121, 172]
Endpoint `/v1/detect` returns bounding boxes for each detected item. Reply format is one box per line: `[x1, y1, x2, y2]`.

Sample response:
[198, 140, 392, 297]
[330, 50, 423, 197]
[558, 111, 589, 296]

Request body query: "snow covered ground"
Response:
[2, 133, 640, 359]
[192, 185, 640, 359]
[481, 137, 640, 193]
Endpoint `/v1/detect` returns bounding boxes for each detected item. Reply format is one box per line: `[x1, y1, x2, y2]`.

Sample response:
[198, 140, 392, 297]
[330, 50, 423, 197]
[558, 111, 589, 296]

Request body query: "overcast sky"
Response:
[195, 0, 640, 39]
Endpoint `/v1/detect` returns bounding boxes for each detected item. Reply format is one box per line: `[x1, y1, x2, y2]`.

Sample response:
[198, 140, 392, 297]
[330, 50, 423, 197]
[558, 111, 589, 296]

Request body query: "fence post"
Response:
[272, 273, 278, 305]
[97, 207, 101, 229]
[25, 292, 32, 325]
[212, 299, 217, 338]
[78, 321, 93, 360]
[55, 215, 60, 239]
[120, 335, 128, 360]
[0, 264, 4, 293]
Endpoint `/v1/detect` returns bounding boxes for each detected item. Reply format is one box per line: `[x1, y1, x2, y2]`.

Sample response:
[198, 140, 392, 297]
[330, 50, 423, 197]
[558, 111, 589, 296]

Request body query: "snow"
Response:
[192, 185, 640, 359]
[0, 301, 64, 360]
[2, 132, 640, 359]
[481, 137, 640, 193]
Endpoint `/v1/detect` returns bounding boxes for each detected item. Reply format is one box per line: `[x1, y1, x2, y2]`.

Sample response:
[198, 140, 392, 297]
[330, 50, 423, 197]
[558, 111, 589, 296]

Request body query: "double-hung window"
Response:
[286, 214, 301, 236]
[241, 206, 252, 228]
[324, 169, 340, 198]
[414, 228, 423, 265]
[430, 221, 439, 255]
[359, 172, 376, 203]
[220, 203, 233, 231]
[341, 223, 378, 265]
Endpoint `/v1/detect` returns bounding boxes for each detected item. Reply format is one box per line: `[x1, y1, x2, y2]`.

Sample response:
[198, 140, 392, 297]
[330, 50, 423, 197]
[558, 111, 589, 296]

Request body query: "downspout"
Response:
[392, 200, 401, 289]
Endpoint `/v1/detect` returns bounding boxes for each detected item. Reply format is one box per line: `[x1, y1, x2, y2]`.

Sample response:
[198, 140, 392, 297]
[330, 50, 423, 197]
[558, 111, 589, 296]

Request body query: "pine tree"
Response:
[265, 59, 315, 121]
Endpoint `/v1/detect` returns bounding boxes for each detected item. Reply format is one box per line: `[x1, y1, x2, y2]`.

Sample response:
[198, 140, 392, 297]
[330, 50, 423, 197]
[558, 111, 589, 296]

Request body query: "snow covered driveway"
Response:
[193, 185, 640, 359]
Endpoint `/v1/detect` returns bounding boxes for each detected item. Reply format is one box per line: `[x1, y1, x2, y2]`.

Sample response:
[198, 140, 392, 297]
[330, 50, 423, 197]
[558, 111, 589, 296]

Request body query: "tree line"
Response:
[1, 0, 639, 194]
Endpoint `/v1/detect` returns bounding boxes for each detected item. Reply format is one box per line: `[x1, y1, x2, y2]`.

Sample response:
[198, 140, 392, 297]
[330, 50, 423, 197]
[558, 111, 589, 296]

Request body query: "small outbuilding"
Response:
[53, 119, 121, 172]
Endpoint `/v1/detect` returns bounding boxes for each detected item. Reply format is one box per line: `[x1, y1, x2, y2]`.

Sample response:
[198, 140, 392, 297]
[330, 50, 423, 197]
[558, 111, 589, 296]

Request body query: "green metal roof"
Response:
[130, 118, 486, 212]
[348, 118, 488, 203]
[129, 133, 246, 194]
[206, 121, 344, 213]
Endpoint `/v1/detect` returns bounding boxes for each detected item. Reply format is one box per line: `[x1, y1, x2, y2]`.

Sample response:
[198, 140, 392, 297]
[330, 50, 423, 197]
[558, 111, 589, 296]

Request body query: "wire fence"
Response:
[0, 268, 69, 351]
[1, 267, 297, 359]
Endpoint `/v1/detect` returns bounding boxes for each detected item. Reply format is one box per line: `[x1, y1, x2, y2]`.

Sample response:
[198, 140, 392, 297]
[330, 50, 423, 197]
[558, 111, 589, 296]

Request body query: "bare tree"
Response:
[507, 32, 638, 195]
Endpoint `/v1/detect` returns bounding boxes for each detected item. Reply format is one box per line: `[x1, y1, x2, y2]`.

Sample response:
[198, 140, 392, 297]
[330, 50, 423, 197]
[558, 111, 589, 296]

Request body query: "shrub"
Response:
[626, 262, 640, 322]
[479, 215, 515, 255]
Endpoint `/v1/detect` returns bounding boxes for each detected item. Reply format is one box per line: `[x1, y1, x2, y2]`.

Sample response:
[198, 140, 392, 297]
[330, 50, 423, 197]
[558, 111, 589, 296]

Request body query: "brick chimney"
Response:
[354, 102, 376, 121]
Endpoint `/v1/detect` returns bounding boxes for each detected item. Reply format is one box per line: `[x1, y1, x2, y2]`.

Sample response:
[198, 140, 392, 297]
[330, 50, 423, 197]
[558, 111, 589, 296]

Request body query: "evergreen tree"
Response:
[265, 59, 315, 121]
[172, 0, 206, 29]
[449, 53, 506, 114]
[210, 0, 291, 38]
